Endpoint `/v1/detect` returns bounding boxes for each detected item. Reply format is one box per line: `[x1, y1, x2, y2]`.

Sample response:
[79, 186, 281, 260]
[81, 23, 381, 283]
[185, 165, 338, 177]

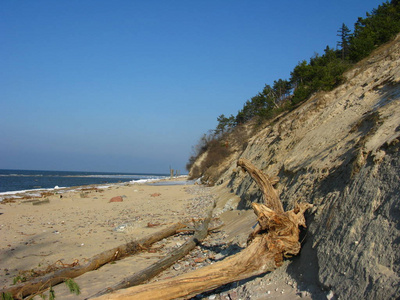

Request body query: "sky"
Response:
[0, 0, 386, 174]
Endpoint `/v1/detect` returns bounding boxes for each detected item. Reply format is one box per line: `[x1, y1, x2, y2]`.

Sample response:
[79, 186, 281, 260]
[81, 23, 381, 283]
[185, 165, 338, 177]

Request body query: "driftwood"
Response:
[1, 223, 185, 299]
[237, 158, 283, 213]
[90, 201, 215, 298]
[92, 158, 312, 300]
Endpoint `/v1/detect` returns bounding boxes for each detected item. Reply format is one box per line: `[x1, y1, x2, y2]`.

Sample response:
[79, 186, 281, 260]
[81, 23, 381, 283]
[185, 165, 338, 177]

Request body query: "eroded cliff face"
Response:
[203, 35, 400, 299]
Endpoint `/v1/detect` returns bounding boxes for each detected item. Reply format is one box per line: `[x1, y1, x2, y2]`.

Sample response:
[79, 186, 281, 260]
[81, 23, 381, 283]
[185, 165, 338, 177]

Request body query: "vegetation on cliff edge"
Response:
[187, 0, 400, 181]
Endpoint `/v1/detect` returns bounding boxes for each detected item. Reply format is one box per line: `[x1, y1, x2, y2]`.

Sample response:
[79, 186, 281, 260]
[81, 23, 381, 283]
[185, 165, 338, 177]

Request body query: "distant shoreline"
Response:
[0, 177, 200, 296]
[0, 169, 179, 195]
[0, 174, 190, 202]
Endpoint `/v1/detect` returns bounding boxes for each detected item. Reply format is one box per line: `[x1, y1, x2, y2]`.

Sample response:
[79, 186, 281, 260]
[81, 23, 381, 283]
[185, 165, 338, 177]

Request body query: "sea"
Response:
[0, 169, 168, 194]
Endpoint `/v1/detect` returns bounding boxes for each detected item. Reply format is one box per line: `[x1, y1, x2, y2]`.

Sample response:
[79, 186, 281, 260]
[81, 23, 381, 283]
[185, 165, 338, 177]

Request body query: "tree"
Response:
[290, 46, 349, 105]
[290, 60, 312, 88]
[349, 1, 400, 61]
[237, 86, 279, 122]
[310, 46, 348, 91]
[290, 60, 313, 104]
[337, 23, 351, 60]
[273, 79, 291, 103]
[215, 114, 235, 136]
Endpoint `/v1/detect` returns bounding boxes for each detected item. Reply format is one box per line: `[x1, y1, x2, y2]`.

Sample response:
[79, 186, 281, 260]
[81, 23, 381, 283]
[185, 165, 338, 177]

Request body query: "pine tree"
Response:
[349, 1, 400, 61]
[337, 23, 351, 60]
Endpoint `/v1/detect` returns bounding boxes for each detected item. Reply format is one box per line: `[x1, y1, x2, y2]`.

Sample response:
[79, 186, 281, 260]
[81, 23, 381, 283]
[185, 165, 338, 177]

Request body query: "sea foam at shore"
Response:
[0, 169, 168, 195]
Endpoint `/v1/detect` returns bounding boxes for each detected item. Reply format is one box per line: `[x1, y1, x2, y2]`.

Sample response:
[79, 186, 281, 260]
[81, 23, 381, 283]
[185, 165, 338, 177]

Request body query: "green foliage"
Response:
[12, 275, 26, 285]
[235, 81, 291, 125]
[1, 292, 14, 300]
[337, 23, 351, 60]
[49, 286, 55, 300]
[309, 47, 349, 91]
[273, 79, 291, 101]
[291, 84, 312, 105]
[291, 47, 349, 104]
[186, 0, 400, 174]
[65, 278, 80, 295]
[1, 278, 80, 300]
[349, 1, 400, 61]
[215, 114, 235, 136]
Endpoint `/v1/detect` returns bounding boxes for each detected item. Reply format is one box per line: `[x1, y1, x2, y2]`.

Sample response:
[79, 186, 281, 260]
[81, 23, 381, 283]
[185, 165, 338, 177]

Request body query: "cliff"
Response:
[192, 34, 400, 299]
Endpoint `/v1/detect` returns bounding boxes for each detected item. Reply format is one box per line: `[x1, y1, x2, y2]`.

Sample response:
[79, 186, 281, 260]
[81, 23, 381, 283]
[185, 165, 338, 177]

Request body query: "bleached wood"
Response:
[1, 223, 185, 299]
[92, 159, 312, 300]
[237, 158, 284, 213]
[90, 202, 215, 298]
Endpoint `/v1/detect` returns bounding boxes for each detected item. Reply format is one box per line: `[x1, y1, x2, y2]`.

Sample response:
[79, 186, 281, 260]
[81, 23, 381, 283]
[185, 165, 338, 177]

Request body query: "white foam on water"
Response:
[129, 178, 160, 184]
[0, 186, 64, 196]
[95, 185, 111, 189]
[0, 175, 170, 202]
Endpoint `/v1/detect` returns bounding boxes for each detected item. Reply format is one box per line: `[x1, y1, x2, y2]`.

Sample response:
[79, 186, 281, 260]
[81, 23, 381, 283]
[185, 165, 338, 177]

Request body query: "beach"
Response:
[0, 179, 213, 297]
[0, 180, 314, 300]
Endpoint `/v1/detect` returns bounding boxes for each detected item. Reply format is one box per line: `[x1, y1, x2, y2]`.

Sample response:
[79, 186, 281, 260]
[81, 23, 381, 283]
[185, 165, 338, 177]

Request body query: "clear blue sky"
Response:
[0, 0, 385, 173]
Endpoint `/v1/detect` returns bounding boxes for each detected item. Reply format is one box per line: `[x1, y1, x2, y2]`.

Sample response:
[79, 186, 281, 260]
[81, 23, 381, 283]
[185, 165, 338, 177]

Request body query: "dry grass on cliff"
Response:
[189, 124, 253, 184]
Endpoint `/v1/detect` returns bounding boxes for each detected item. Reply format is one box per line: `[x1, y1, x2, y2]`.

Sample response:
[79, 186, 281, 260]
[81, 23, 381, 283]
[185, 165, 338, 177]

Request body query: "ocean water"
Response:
[0, 169, 168, 194]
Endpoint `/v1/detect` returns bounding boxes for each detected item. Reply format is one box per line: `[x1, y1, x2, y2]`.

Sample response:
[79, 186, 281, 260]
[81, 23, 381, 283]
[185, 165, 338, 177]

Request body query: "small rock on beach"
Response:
[109, 196, 123, 202]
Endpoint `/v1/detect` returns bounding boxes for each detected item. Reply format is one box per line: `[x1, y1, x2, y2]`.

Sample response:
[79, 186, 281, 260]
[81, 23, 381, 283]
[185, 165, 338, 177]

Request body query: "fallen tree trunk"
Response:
[1, 223, 185, 299]
[92, 158, 312, 300]
[90, 201, 215, 298]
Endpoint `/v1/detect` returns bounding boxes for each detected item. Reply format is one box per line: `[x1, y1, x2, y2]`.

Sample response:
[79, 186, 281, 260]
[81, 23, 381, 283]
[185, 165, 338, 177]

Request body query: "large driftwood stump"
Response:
[93, 158, 312, 300]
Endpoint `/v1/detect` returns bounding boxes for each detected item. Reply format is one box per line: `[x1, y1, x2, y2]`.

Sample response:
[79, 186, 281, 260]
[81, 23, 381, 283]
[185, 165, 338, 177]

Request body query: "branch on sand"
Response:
[90, 201, 216, 298]
[0, 223, 186, 299]
[91, 158, 313, 300]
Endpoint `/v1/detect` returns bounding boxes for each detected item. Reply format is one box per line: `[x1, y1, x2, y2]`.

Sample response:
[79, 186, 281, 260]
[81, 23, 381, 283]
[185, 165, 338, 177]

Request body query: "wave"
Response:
[0, 177, 166, 198]
[0, 174, 44, 177]
[0, 186, 64, 196]
[0, 173, 167, 179]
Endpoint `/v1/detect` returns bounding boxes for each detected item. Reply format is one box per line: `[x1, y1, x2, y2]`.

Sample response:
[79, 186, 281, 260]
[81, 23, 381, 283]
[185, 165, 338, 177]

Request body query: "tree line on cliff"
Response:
[187, 0, 400, 177]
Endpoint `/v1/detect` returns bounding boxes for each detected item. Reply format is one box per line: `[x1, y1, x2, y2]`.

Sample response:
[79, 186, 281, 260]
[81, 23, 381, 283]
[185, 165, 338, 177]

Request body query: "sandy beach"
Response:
[0, 179, 213, 298]
[0, 180, 316, 300]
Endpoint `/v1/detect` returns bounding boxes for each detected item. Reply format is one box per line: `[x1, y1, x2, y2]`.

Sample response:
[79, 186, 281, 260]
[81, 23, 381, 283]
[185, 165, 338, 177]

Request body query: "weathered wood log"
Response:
[237, 158, 283, 213]
[92, 159, 312, 300]
[0, 223, 185, 299]
[89, 202, 215, 299]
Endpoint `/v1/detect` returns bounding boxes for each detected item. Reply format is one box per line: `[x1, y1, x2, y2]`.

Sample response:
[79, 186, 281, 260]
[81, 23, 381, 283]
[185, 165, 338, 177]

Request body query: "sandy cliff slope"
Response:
[205, 34, 400, 299]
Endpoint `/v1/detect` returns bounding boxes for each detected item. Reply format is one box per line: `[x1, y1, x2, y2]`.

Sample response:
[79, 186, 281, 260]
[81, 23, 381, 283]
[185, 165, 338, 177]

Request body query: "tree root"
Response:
[91, 159, 312, 300]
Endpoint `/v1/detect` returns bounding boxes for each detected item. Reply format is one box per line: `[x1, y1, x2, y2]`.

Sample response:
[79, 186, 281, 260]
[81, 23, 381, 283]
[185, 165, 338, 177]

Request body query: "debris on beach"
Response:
[109, 196, 123, 202]
[32, 199, 50, 206]
[113, 221, 144, 232]
[147, 222, 161, 227]
[113, 223, 130, 232]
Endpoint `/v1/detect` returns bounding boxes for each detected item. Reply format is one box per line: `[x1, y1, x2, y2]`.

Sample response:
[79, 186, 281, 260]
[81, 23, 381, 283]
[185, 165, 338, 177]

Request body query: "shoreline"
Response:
[0, 178, 315, 299]
[0, 177, 200, 293]
[0, 169, 188, 196]
[0, 175, 190, 202]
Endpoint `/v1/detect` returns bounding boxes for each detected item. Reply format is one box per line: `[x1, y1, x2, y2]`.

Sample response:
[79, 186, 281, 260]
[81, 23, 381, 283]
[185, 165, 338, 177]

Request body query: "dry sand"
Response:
[0, 180, 201, 297]
[0, 180, 318, 300]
